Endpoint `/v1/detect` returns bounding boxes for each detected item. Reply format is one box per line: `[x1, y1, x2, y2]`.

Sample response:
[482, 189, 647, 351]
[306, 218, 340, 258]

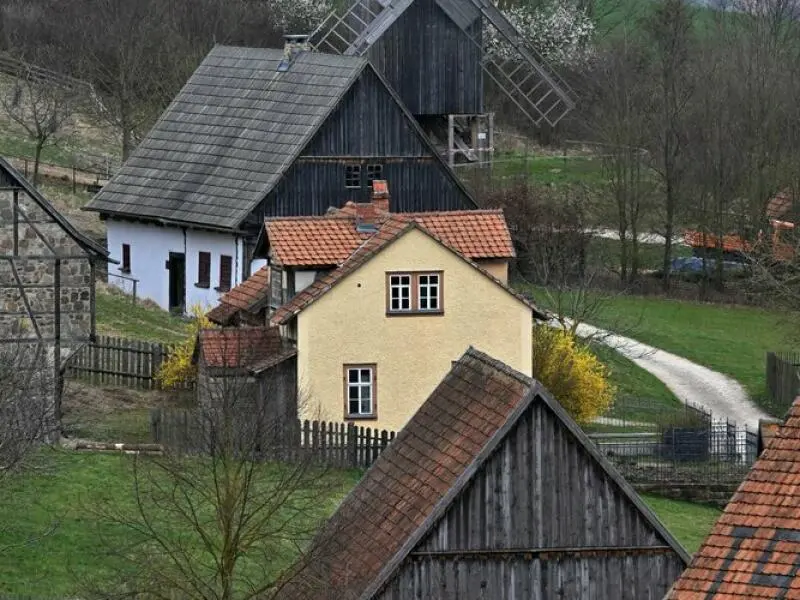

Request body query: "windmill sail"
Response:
[309, 0, 575, 127]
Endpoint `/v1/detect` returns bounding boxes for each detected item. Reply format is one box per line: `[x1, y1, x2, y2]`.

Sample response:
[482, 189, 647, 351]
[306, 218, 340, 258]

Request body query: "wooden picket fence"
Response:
[65, 335, 170, 389]
[150, 408, 396, 470]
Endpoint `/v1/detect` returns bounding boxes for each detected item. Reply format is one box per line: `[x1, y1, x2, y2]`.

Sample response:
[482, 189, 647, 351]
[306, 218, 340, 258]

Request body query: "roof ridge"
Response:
[462, 346, 534, 387]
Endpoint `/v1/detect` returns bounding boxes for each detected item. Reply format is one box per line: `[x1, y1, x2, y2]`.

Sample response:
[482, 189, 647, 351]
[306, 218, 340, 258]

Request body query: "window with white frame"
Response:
[418, 273, 440, 311]
[345, 365, 375, 418]
[387, 272, 443, 315]
[388, 274, 411, 312]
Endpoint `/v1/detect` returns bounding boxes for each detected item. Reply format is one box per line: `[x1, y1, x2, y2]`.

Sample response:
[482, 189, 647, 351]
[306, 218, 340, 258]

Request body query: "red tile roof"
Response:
[206, 265, 270, 325]
[269, 219, 542, 326]
[197, 326, 292, 370]
[668, 399, 800, 599]
[265, 207, 515, 267]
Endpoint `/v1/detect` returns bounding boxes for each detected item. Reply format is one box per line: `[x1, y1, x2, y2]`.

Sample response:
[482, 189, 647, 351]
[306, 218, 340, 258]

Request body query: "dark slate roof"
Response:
[275, 347, 689, 600]
[0, 157, 109, 259]
[85, 46, 368, 230]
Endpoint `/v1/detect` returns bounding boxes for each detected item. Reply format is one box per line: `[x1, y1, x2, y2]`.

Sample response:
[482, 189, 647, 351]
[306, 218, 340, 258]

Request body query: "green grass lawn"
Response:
[642, 494, 721, 554]
[586, 295, 790, 403]
[492, 152, 608, 188]
[0, 451, 718, 595]
[95, 287, 189, 344]
[0, 451, 361, 597]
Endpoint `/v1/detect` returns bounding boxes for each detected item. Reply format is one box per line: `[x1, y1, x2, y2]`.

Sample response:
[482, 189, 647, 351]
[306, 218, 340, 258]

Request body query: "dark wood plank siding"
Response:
[304, 68, 429, 157]
[377, 554, 686, 600]
[262, 160, 471, 216]
[368, 0, 483, 116]
[373, 401, 686, 599]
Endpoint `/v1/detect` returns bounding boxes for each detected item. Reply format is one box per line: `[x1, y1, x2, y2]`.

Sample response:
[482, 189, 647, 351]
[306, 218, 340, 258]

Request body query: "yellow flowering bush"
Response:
[531, 324, 614, 425]
[156, 304, 213, 390]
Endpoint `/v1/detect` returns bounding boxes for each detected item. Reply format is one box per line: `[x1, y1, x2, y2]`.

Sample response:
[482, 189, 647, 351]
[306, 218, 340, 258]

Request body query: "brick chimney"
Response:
[355, 202, 379, 233]
[371, 180, 390, 213]
[277, 34, 310, 72]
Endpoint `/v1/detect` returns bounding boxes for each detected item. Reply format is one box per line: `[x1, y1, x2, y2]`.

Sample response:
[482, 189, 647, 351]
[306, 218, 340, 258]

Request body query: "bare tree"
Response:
[0, 58, 74, 186]
[643, 0, 696, 290]
[0, 327, 58, 481]
[87, 336, 339, 600]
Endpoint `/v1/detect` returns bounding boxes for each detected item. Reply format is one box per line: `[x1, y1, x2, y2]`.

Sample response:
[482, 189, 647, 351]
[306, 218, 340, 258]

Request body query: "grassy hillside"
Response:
[0, 450, 717, 595]
[95, 286, 188, 344]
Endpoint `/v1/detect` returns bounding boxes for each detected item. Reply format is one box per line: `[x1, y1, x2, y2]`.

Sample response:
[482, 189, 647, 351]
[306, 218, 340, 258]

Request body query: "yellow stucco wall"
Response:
[296, 229, 533, 433]
[475, 259, 508, 283]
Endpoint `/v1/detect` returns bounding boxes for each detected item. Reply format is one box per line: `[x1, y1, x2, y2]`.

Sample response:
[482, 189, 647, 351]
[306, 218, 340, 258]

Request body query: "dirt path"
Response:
[573, 322, 770, 430]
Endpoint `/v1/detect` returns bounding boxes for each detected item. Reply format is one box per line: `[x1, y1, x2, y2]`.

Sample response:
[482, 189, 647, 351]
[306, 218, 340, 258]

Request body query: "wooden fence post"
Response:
[347, 423, 356, 468]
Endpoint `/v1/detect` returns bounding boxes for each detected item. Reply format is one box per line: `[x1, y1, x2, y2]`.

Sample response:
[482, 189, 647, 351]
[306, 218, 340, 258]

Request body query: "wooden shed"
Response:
[277, 347, 689, 600]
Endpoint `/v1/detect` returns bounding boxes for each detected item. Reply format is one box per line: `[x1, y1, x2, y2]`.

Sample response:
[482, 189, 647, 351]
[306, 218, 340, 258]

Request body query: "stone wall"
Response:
[0, 188, 94, 343]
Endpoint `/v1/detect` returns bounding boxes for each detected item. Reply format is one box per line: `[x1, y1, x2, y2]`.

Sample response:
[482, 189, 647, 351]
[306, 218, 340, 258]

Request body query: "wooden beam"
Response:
[6, 257, 41, 338]
[12, 189, 18, 255]
[53, 258, 62, 423]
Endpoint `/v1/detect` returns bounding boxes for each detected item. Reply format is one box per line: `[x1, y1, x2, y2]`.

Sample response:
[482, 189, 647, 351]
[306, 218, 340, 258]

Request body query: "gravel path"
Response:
[573, 322, 770, 429]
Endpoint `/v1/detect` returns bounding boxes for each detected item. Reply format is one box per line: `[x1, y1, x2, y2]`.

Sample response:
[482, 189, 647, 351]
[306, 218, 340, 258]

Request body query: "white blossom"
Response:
[487, 1, 595, 67]
[270, 0, 333, 32]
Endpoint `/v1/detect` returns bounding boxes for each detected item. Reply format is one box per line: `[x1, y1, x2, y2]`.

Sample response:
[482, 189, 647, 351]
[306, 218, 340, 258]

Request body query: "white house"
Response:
[85, 44, 476, 313]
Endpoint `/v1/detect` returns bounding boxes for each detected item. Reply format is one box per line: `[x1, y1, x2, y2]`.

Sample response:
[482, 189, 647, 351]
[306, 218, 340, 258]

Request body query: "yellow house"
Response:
[268, 204, 538, 432]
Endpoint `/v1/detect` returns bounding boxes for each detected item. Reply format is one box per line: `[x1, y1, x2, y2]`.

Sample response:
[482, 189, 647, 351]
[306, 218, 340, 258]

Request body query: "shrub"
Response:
[155, 304, 212, 390]
[531, 324, 614, 424]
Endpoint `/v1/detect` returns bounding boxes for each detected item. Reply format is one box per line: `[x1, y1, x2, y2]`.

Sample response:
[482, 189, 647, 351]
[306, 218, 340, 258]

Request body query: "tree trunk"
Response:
[33, 142, 43, 188]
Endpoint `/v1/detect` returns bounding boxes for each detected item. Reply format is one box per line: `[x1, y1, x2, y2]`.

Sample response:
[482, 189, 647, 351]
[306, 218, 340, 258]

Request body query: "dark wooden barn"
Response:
[310, 0, 576, 163]
[0, 157, 109, 420]
[276, 347, 689, 600]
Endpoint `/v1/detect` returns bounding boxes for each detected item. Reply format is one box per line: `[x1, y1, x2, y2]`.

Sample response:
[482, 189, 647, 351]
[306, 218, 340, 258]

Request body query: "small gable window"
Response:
[387, 272, 443, 315]
[121, 244, 131, 273]
[218, 255, 232, 292]
[345, 164, 361, 188]
[345, 364, 376, 419]
[366, 164, 383, 186]
[197, 251, 211, 288]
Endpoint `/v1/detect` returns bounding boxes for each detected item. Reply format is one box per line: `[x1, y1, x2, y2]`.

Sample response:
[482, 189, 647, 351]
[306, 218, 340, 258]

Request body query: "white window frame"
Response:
[417, 273, 440, 311]
[346, 366, 375, 418]
[388, 273, 411, 312]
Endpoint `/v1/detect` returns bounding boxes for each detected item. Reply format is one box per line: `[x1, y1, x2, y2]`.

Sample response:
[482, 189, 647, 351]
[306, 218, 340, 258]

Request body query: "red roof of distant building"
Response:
[667, 398, 800, 599]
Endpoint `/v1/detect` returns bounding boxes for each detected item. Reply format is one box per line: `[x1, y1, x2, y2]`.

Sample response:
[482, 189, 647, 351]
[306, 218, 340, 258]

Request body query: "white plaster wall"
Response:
[294, 270, 317, 293]
[250, 258, 267, 275]
[106, 219, 245, 313]
[185, 229, 243, 311]
[106, 219, 184, 310]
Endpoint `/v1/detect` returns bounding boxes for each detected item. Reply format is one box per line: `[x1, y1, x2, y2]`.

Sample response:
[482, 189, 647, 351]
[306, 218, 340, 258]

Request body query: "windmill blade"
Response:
[472, 0, 575, 127]
[309, 0, 413, 57]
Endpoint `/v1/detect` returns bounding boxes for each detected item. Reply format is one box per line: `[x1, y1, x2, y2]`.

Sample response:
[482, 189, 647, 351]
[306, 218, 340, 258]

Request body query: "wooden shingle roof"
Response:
[276, 347, 689, 599]
[85, 46, 367, 230]
[668, 399, 800, 599]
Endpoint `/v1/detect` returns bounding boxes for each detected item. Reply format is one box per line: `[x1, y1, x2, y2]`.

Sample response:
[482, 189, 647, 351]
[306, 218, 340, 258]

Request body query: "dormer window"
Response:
[386, 272, 443, 315]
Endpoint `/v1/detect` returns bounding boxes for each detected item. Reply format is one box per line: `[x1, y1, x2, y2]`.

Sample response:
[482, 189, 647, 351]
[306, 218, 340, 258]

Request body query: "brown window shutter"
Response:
[219, 255, 232, 291]
[121, 244, 131, 272]
[198, 252, 211, 288]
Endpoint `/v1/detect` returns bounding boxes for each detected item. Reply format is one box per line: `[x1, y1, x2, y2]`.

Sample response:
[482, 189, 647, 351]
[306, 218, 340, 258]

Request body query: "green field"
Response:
[0, 450, 716, 595]
[642, 494, 721, 554]
[0, 451, 361, 597]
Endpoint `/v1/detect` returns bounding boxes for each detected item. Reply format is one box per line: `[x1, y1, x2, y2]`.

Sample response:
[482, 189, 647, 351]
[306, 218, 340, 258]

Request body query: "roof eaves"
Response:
[0, 156, 110, 259]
